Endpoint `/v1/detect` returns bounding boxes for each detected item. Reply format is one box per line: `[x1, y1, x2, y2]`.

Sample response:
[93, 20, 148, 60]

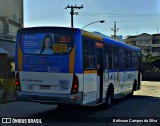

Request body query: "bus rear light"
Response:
[15, 72, 21, 91]
[71, 74, 79, 94]
[15, 81, 19, 86]
[74, 84, 78, 89]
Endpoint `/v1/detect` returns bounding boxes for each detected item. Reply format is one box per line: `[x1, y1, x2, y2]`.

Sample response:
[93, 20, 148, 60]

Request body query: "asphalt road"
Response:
[0, 81, 160, 126]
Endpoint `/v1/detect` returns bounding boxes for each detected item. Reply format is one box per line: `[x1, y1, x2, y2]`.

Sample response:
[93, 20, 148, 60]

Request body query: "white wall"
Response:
[0, 0, 23, 25]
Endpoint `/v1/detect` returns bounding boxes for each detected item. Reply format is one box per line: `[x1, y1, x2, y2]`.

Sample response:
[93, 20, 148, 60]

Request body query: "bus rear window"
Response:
[21, 32, 74, 55]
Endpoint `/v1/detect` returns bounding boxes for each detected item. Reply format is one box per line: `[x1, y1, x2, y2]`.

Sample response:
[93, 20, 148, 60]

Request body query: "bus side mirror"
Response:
[97, 64, 100, 70]
[97, 64, 100, 76]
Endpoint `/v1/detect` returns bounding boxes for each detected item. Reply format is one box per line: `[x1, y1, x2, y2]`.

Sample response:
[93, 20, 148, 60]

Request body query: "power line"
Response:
[38, 13, 67, 24]
[78, 12, 160, 19]
[25, 9, 65, 21]
[107, 18, 160, 24]
[25, 11, 66, 22]
[119, 24, 160, 29]
[59, 0, 68, 5]
[79, 12, 160, 16]
[75, 0, 79, 4]
[101, 26, 160, 36]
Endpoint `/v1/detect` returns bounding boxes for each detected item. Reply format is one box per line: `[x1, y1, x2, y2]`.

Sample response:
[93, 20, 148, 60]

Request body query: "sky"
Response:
[24, 0, 160, 38]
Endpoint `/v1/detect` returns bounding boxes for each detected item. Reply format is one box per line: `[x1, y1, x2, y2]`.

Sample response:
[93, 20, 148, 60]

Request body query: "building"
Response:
[0, 0, 23, 78]
[152, 34, 160, 57]
[125, 33, 160, 57]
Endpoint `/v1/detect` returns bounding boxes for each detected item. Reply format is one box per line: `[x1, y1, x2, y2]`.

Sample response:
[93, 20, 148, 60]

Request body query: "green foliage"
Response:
[154, 57, 160, 62]
[0, 78, 15, 89]
[0, 79, 4, 89]
[143, 54, 160, 63]
[145, 67, 160, 72]
[145, 54, 153, 62]
[142, 55, 160, 73]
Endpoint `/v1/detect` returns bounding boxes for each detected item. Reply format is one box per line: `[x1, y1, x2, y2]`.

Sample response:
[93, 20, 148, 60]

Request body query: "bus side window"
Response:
[113, 47, 119, 69]
[132, 52, 137, 69]
[119, 48, 126, 69]
[108, 46, 119, 69]
[83, 49, 87, 68]
[126, 50, 132, 69]
[109, 46, 113, 69]
[104, 45, 109, 69]
[83, 38, 95, 69]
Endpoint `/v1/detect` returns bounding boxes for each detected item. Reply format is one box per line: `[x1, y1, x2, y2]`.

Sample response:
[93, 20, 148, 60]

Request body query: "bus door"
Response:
[137, 55, 141, 90]
[96, 48, 103, 103]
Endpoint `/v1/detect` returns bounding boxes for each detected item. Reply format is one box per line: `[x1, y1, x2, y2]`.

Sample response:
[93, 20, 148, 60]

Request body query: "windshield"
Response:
[21, 31, 75, 55]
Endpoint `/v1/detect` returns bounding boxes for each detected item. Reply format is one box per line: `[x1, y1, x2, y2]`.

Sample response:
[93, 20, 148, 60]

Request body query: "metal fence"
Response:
[142, 62, 160, 81]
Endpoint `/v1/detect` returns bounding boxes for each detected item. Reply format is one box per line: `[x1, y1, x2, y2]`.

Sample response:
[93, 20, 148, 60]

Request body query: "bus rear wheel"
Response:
[105, 87, 113, 108]
[128, 80, 137, 97]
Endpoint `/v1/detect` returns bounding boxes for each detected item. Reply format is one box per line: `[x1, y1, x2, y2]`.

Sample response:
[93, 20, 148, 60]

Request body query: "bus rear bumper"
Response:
[16, 91, 83, 105]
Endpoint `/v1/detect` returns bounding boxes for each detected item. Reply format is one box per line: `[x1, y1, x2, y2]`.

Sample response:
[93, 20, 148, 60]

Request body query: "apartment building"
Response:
[125, 33, 160, 57]
[0, 0, 23, 77]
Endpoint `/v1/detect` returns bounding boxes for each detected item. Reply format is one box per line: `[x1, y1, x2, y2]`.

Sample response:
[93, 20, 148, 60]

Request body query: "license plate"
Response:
[40, 85, 51, 90]
[60, 84, 68, 90]
[59, 80, 69, 90]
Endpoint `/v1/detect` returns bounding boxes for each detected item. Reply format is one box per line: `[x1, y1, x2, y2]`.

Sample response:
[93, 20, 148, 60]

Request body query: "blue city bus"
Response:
[15, 27, 142, 107]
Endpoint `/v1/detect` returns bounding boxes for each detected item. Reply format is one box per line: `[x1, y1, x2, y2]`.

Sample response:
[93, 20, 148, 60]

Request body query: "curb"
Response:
[0, 98, 16, 104]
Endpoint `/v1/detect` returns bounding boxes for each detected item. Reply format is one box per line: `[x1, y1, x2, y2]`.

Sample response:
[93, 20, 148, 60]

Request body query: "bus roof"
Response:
[17, 27, 140, 52]
[17, 26, 77, 34]
[81, 29, 140, 52]
[103, 37, 140, 52]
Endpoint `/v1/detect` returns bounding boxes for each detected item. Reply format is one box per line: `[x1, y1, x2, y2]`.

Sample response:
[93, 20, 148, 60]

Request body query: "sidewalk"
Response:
[0, 88, 16, 104]
[0, 89, 3, 96]
[0, 98, 16, 104]
[0, 79, 16, 104]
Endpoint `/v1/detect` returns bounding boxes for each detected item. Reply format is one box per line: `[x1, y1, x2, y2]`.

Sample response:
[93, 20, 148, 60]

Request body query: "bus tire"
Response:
[57, 104, 73, 109]
[105, 86, 114, 108]
[128, 80, 137, 97]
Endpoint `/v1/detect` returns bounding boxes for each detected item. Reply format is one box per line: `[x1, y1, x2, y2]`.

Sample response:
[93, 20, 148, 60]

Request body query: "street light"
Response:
[82, 20, 105, 30]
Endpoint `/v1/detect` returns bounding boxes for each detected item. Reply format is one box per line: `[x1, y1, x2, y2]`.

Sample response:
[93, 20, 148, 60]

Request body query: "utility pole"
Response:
[111, 22, 119, 39]
[157, 27, 159, 33]
[65, 5, 83, 28]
